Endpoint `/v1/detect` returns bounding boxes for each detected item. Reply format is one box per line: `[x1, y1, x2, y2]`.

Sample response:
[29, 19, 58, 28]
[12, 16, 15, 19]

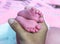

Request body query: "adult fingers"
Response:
[8, 18, 29, 40]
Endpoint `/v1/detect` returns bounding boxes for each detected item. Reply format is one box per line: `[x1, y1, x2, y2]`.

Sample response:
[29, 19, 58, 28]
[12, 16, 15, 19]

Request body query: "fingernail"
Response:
[8, 18, 15, 24]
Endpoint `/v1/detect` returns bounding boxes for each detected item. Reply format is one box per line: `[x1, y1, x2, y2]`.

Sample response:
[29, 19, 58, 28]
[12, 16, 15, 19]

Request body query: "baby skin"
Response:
[15, 7, 44, 33]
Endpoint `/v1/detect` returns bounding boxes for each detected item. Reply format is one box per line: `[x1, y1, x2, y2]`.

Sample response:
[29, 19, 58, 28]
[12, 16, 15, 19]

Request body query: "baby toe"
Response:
[35, 9, 40, 14]
[30, 7, 36, 14]
[39, 13, 43, 17]
[39, 17, 44, 23]
[36, 24, 41, 30]
[33, 25, 41, 32]
[36, 10, 43, 17]
[30, 7, 34, 11]
[26, 27, 35, 33]
[30, 28, 36, 33]
[35, 29, 39, 32]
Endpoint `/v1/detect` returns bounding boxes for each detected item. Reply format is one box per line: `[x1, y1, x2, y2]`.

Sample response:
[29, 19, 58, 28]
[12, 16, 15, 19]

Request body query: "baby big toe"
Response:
[30, 28, 36, 33]
[25, 27, 35, 32]
[30, 7, 36, 14]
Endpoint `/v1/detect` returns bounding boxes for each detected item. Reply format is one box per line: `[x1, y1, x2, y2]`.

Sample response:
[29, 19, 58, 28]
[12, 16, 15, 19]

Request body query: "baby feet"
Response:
[15, 7, 44, 33]
[17, 7, 44, 23]
[16, 16, 40, 32]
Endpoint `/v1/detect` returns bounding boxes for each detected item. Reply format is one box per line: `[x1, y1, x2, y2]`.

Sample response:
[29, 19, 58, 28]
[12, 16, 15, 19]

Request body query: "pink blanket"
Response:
[0, 0, 60, 28]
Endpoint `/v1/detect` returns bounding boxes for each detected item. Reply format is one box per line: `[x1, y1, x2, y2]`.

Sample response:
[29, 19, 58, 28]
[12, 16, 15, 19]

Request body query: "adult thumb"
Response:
[8, 18, 29, 39]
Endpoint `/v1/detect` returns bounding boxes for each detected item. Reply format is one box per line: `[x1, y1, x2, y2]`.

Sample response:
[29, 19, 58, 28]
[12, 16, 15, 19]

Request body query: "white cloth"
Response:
[0, 23, 16, 44]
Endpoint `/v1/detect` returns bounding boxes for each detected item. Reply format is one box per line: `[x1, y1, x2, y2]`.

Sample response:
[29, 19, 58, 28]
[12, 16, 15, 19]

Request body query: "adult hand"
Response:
[8, 18, 48, 44]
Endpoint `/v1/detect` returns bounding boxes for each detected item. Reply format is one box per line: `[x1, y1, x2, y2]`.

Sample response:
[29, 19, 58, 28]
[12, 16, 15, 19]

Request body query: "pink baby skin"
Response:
[15, 6, 44, 33]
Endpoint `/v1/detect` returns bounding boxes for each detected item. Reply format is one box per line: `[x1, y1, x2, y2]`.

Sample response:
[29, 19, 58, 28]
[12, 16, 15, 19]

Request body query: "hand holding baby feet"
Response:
[15, 16, 41, 33]
[17, 6, 44, 23]
[8, 17, 48, 44]
[15, 6, 45, 33]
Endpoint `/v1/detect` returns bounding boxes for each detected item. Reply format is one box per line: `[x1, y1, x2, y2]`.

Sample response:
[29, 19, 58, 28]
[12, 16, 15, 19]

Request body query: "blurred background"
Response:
[0, 0, 60, 44]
